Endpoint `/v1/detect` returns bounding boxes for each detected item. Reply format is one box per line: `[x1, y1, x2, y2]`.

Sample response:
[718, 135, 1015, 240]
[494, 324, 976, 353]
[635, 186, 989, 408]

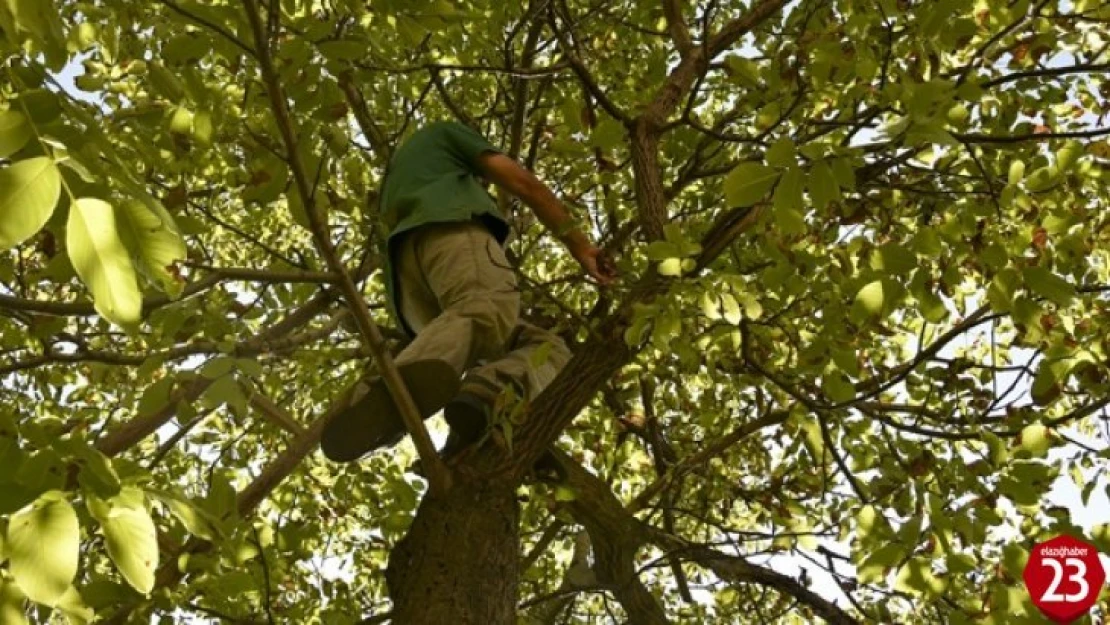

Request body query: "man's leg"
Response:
[321, 221, 520, 462]
[393, 221, 520, 374]
[444, 321, 572, 443]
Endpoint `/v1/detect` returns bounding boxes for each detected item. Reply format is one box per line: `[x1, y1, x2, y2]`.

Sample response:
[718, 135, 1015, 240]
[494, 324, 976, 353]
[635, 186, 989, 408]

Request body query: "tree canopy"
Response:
[1, 0, 1109, 622]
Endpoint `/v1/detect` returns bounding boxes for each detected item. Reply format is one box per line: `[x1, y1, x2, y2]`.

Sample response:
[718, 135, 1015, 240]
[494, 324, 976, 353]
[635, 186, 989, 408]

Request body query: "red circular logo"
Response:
[1023, 535, 1106, 624]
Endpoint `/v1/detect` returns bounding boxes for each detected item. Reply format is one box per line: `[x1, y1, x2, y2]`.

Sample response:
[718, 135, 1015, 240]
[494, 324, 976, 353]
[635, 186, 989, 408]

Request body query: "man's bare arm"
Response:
[476, 152, 616, 285]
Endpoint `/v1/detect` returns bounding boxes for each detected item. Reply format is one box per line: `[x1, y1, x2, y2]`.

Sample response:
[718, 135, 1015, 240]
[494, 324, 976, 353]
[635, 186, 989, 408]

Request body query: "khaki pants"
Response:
[393, 220, 571, 405]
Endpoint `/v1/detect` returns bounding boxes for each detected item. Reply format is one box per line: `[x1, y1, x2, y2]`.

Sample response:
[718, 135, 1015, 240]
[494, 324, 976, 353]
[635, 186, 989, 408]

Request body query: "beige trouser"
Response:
[393, 220, 571, 405]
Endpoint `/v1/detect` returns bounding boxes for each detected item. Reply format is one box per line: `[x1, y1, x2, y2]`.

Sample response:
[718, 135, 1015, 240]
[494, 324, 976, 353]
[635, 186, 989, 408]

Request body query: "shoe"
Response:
[321, 359, 460, 463]
[443, 376, 503, 443]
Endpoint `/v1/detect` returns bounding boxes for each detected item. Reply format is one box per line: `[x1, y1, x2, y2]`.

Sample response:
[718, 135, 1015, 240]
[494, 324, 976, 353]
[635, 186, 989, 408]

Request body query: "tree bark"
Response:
[385, 476, 520, 624]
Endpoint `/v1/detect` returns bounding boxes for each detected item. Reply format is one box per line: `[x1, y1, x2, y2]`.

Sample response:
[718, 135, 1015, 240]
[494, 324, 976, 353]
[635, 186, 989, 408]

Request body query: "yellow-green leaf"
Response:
[1024, 165, 1059, 193]
[657, 257, 682, 277]
[724, 162, 780, 207]
[700, 291, 721, 320]
[115, 200, 187, 297]
[0, 110, 32, 158]
[192, 111, 214, 146]
[808, 159, 840, 211]
[0, 157, 61, 250]
[7, 491, 79, 606]
[1022, 266, 1075, 307]
[774, 168, 806, 234]
[854, 280, 885, 317]
[67, 198, 143, 329]
[765, 137, 796, 168]
[90, 489, 159, 595]
[0, 578, 28, 625]
[1056, 139, 1082, 172]
[721, 292, 742, 325]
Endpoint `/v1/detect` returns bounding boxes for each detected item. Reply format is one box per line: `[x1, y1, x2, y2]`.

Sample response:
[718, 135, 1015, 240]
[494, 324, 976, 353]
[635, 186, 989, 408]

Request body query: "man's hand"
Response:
[569, 243, 618, 286]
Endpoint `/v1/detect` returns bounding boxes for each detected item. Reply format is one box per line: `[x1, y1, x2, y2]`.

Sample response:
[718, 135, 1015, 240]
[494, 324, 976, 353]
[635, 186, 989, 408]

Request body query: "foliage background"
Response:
[1, 0, 1110, 622]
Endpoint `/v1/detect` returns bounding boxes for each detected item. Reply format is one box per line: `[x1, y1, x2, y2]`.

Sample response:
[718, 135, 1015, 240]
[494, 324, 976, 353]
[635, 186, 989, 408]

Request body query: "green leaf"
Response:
[1007, 160, 1025, 185]
[0, 110, 32, 158]
[7, 491, 79, 606]
[201, 375, 246, 415]
[199, 356, 236, 380]
[1030, 362, 1061, 406]
[317, 39, 368, 62]
[1021, 266, 1075, 307]
[192, 112, 214, 146]
[831, 158, 856, 190]
[807, 160, 840, 211]
[67, 198, 143, 329]
[894, 557, 947, 598]
[149, 491, 216, 541]
[90, 489, 158, 595]
[724, 162, 780, 207]
[824, 372, 855, 403]
[148, 62, 186, 100]
[724, 55, 761, 86]
[765, 137, 796, 168]
[773, 168, 806, 235]
[590, 118, 624, 151]
[115, 200, 187, 297]
[874, 244, 916, 274]
[853, 280, 885, 318]
[0, 157, 62, 251]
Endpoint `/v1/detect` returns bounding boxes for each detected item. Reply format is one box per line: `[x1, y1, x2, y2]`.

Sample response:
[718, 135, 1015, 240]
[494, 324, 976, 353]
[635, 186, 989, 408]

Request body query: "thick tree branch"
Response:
[554, 450, 671, 625]
[337, 74, 393, 164]
[644, 0, 788, 127]
[662, 0, 694, 56]
[95, 377, 214, 456]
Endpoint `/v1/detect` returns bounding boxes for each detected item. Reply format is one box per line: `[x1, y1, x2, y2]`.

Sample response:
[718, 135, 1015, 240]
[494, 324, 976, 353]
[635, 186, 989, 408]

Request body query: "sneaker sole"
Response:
[321, 359, 459, 463]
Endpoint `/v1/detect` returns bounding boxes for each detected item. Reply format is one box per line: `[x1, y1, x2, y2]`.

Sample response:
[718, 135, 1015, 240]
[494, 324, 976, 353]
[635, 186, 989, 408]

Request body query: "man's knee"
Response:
[453, 298, 518, 359]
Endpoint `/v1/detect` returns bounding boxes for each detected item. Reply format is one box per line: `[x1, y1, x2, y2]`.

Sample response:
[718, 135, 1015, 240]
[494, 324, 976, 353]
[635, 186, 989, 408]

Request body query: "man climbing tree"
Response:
[320, 120, 617, 463]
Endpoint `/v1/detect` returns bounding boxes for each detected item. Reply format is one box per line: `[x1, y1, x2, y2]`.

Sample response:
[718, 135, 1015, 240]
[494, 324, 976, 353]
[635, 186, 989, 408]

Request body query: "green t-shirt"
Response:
[379, 121, 510, 335]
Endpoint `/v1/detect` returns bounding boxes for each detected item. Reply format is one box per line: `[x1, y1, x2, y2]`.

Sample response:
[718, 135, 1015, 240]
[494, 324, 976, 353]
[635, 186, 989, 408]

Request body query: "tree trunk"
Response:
[386, 476, 520, 624]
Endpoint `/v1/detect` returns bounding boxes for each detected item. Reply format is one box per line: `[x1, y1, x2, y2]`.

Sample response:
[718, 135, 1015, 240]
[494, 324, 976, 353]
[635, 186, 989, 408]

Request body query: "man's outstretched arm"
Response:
[476, 152, 617, 285]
